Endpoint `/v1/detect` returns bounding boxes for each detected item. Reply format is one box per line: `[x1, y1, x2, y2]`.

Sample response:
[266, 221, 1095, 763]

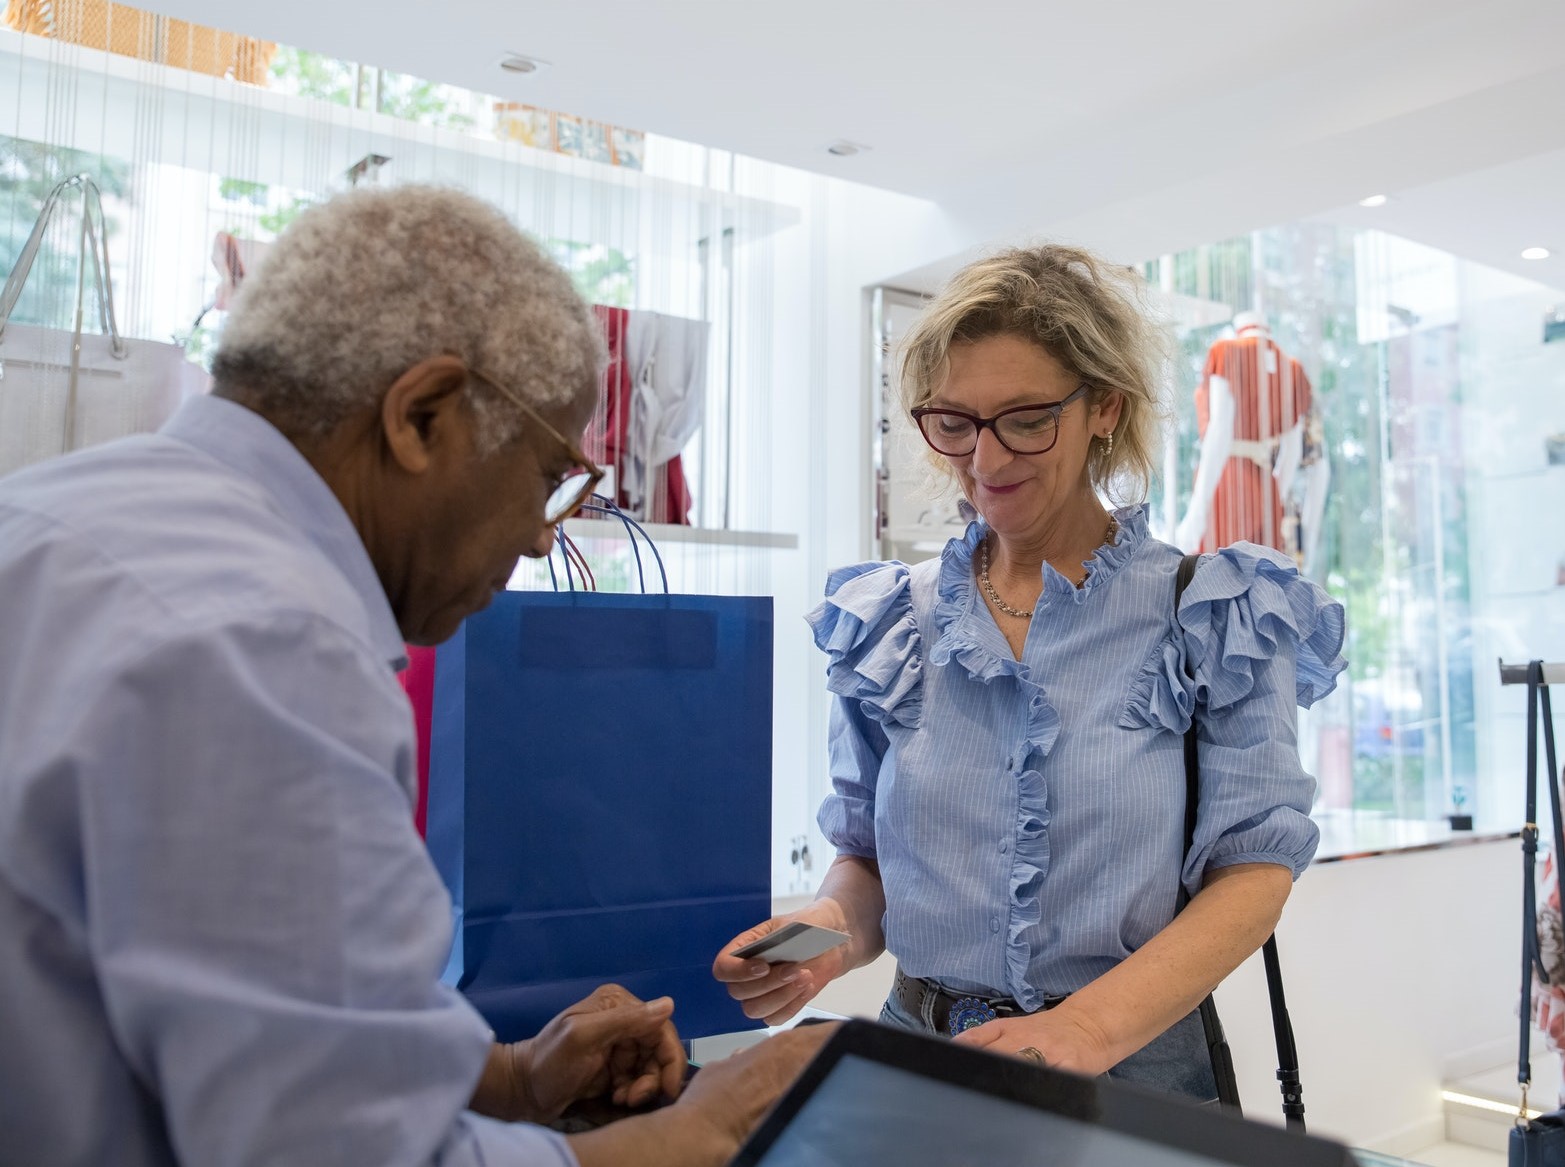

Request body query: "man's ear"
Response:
[381, 355, 472, 474]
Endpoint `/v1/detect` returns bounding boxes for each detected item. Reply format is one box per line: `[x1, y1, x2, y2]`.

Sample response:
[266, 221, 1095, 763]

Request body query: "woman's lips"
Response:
[979, 480, 1024, 495]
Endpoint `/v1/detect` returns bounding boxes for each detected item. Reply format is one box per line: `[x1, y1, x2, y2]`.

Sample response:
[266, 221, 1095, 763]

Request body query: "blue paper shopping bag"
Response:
[425, 588, 773, 1042]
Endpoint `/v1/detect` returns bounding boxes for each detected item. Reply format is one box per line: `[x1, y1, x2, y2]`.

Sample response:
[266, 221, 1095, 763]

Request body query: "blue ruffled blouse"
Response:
[806, 504, 1346, 1010]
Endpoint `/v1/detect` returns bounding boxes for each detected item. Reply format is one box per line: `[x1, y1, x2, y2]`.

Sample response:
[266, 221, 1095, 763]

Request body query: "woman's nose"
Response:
[970, 425, 1012, 475]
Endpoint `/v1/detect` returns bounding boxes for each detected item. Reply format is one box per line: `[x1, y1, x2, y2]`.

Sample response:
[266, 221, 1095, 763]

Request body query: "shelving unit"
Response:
[1479, 463, 1565, 484]
[3, 27, 803, 549]
[0, 29, 800, 242]
[562, 515, 796, 550]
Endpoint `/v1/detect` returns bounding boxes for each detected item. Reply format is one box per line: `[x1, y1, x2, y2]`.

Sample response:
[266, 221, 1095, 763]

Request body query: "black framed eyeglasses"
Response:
[468, 366, 605, 523]
[910, 383, 1090, 457]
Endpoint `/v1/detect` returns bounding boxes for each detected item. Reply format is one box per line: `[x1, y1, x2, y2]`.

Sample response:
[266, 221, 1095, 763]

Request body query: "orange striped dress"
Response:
[1195, 332, 1312, 554]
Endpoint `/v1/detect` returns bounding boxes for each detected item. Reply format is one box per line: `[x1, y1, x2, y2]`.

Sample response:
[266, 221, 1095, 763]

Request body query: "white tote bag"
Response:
[0, 175, 202, 478]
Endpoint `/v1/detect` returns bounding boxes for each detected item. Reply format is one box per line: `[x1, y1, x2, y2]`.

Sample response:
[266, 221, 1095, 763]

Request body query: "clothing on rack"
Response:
[1533, 851, 1565, 1105]
[188, 233, 271, 338]
[212, 233, 270, 311]
[1498, 659, 1565, 1106]
[587, 304, 705, 525]
[625, 310, 709, 520]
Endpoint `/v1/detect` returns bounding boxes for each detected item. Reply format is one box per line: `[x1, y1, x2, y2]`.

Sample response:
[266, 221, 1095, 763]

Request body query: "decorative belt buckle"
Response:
[947, 996, 998, 1036]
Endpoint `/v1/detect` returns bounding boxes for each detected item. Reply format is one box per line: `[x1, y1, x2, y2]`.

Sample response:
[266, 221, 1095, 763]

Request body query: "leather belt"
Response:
[893, 967, 1063, 1037]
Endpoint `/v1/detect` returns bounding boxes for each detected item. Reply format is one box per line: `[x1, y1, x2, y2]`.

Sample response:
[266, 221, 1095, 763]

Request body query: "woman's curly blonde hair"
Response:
[899, 244, 1169, 503]
[213, 185, 603, 455]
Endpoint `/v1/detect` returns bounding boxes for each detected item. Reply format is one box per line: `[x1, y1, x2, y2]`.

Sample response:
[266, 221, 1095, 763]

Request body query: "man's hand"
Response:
[671, 1023, 839, 1153]
[567, 1023, 841, 1167]
[471, 984, 685, 1124]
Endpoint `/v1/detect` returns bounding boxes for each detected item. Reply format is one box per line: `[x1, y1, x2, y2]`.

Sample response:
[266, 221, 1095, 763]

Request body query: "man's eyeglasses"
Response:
[469, 367, 604, 523]
[910, 383, 1090, 457]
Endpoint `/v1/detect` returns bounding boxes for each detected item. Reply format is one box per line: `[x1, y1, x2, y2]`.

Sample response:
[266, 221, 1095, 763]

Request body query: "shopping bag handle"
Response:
[79, 188, 125, 354]
[565, 496, 669, 594]
[0, 173, 126, 357]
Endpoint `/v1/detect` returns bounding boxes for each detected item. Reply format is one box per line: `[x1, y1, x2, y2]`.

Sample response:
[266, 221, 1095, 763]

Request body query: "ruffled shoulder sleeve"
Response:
[1120, 544, 1346, 734]
[804, 561, 923, 728]
[1180, 544, 1347, 715]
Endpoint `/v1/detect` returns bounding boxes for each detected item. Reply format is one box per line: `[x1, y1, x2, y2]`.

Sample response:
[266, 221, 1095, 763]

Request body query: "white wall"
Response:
[798, 838, 1520, 1153]
[748, 163, 964, 892]
[1220, 841, 1520, 1151]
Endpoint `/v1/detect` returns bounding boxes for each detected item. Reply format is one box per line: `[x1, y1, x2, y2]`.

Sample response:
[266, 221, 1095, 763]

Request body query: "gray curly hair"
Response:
[899, 244, 1169, 503]
[213, 184, 603, 454]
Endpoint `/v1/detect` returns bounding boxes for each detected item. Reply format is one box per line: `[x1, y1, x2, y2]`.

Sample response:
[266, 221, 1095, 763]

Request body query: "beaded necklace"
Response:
[977, 516, 1118, 619]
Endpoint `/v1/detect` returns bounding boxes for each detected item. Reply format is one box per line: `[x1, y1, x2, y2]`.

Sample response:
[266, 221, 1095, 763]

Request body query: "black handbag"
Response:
[1175, 553, 1306, 1132]
[1511, 661, 1565, 1166]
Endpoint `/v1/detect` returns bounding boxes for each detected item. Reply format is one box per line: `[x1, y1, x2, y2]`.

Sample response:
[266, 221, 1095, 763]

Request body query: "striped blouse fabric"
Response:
[807, 504, 1346, 1011]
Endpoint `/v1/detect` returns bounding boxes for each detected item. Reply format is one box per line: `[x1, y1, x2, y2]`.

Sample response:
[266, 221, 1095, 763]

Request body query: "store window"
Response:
[874, 222, 1563, 834]
[1144, 223, 1565, 830]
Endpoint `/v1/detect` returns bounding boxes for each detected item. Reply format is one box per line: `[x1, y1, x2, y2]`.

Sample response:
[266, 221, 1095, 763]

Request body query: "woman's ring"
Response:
[1018, 1046, 1047, 1065]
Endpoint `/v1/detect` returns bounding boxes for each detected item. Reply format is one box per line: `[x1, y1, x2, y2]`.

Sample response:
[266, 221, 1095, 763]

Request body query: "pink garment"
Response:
[1532, 851, 1565, 1103]
[397, 645, 438, 838]
[210, 233, 269, 311]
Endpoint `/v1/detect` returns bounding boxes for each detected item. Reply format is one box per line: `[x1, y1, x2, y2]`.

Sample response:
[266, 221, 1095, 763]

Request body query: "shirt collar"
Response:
[161, 395, 408, 670]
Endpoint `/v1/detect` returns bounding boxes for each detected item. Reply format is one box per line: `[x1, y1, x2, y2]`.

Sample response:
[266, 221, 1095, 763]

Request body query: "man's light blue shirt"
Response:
[0, 395, 575, 1166]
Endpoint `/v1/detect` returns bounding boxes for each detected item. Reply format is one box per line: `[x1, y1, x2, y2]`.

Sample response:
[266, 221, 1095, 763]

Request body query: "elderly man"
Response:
[0, 186, 824, 1166]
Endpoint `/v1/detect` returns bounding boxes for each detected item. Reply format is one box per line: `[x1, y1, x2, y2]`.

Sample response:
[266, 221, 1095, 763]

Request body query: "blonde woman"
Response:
[716, 246, 1345, 1099]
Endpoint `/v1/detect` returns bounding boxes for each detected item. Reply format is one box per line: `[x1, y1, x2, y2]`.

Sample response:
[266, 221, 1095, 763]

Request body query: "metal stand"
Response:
[1500, 661, 1565, 687]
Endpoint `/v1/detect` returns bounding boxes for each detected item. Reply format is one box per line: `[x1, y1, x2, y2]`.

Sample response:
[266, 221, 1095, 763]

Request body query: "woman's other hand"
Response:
[950, 1008, 1114, 1078]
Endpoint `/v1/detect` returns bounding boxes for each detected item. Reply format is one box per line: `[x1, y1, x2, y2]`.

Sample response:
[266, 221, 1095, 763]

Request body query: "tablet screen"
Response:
[752, 1054, 1236, 1167]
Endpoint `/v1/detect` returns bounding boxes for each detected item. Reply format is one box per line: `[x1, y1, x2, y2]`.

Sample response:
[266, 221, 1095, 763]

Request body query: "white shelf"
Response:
[0, 29, 800, 241]
[562, 515, 797, 550]
[1479, 462, 1565, 483]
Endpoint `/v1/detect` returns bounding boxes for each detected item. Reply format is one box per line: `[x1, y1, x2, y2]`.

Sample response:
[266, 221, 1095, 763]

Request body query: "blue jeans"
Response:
[877, 988, 1219, 1103]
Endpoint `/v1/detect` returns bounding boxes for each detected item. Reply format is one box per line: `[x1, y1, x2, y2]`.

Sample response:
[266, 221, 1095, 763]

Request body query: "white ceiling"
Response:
[155, 0, 1565, 289]
[1314, 148, 1565, 292]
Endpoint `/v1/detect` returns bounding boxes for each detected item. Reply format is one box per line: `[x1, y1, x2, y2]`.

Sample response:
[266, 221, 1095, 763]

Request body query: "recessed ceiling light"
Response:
[1522, 247, 1551, 260]
[1358, 194, 1389, 208]
[498, 53, 548, 75]
[826, 140, 870, 157]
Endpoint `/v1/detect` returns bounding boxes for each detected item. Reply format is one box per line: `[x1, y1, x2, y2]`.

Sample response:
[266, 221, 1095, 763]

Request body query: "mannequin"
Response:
[1175, 312, 1327, 569]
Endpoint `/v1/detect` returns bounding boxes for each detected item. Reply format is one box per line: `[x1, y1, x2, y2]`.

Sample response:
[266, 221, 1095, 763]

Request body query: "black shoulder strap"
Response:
[1176, 555, 1201, 854]
[1176, 553, 1305, 1132]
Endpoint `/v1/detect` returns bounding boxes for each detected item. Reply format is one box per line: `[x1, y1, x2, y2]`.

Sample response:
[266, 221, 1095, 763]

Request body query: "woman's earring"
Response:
[1103, 432, 1115, 458]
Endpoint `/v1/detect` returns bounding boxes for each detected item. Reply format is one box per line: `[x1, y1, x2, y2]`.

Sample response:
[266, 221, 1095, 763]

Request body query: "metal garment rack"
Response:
[1499, 661, 1565, 686]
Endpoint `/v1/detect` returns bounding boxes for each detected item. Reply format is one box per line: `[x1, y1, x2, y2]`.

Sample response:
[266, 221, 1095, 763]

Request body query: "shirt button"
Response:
[990, 916, 1000, 933]
[999, 840, 1009, 854]
[1005, 756, 1015, 771]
